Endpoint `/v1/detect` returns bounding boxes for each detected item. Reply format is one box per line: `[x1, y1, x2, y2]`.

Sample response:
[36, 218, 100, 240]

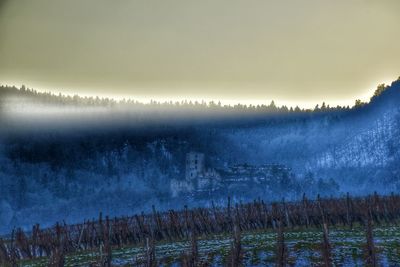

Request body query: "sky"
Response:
[0, 0, 399, 108]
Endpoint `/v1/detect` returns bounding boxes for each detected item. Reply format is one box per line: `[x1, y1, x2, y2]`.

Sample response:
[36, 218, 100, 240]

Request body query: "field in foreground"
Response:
[2, 193, 400, 266]
[21, 225, 400, 266]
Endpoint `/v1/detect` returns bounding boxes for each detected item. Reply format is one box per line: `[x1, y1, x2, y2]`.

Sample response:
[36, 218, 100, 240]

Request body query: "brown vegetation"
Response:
[0, 193, 398, 265]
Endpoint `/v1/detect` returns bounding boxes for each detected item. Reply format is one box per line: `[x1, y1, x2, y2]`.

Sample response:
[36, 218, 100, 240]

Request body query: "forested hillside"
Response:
[0, 79, 399, 233]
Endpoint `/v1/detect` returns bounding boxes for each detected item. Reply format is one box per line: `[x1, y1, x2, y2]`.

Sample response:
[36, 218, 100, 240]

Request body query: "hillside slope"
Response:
[0, 79, 399, 233]
[222, 79, 400, 193]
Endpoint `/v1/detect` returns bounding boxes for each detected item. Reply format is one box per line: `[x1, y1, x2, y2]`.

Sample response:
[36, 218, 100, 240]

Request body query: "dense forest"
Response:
[0, 78, 399, 234]
[0, 84, 356, 112]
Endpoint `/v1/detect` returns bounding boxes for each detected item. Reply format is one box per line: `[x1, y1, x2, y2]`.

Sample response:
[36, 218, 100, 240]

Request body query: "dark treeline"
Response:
[0, 193, 395, 266]
[1, 81, 396, 113]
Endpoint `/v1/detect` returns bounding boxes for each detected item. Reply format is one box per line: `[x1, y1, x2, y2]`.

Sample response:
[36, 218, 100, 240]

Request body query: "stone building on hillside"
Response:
[185, 152, 205, 180]
[170, 152, 292, 197]
[171, 152, 221, 197]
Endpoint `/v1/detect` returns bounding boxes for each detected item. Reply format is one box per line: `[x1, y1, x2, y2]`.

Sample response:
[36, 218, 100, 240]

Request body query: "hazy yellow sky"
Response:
[0, 0, 399, 108]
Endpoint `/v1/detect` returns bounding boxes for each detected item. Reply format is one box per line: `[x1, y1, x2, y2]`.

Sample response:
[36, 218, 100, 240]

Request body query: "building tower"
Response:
[185, 152, 205, 181]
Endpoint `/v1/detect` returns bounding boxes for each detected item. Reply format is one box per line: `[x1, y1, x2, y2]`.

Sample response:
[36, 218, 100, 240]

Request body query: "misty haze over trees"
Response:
[0, 78, 399, 233]
[0, 83, 363, 113]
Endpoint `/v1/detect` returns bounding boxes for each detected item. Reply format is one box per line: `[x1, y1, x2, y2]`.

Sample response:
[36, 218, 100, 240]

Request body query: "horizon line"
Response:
[0, 80, 393, 110]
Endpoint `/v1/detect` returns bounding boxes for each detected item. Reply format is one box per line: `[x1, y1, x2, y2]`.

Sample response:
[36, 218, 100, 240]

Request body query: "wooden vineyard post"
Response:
[227, 224, 243, 267]
[184, 205, 189, 238]
[48, 223, 65, 267]
[102, 216, 112, 267]
[15, 228, 32, 260]
[346, 192, 353, 229]
[302, 193, 310, 228]
[317, 195, 333, 266]
[0, 238, 11, 266]
[364, 201, 378, 267]
[181, 232, 199, 267]
[282, 198, 291, 229]
[276, 220, 288, 267]
[145, 237, 156, 267]
[10, 229, 17, 267]
[190, 232, 199, 266]
[321, 222, 333, 267]
[228, 196, 232, 232]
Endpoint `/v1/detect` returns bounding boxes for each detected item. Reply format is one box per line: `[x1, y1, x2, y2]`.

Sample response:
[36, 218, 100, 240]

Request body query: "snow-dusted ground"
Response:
[21, 225, 400, 266]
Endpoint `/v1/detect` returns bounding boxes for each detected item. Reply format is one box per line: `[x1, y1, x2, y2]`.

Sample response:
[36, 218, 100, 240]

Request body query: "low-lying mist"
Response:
[0, 81, 399, 234]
